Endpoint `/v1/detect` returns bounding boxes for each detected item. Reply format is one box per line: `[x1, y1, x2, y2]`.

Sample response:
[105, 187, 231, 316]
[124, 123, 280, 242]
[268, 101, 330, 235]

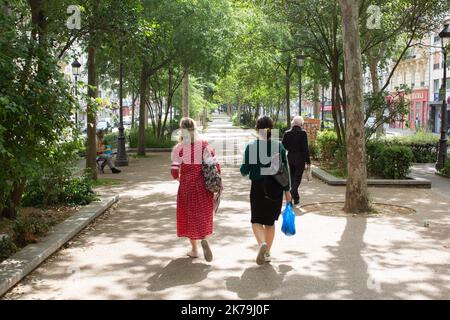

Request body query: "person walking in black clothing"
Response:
[282, 116, 311, 207]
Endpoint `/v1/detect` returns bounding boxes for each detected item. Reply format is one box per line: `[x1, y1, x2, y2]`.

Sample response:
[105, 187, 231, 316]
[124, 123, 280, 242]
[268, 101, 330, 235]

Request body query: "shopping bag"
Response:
[281, 202, 296, 236]
[306, 165, 313, 182]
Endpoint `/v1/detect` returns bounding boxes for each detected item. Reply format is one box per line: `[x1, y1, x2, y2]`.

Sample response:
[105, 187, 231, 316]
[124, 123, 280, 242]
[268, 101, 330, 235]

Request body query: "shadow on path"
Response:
[147, 258, 211, 292]
[226, 264, 293, 299]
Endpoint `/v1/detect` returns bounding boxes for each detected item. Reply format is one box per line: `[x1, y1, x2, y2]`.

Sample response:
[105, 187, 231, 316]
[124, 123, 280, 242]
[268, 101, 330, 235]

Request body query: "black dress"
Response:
[240, 139, 290, 226]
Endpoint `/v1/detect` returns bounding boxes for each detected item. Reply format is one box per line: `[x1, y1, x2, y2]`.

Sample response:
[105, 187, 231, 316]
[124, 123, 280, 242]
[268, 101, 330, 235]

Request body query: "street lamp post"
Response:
[436, 23, 449, 171]
[297, 54, 305, 116]
[71, 58, 81, 125]
[321, 86, 326, 130]
[115, 46, 129, 167]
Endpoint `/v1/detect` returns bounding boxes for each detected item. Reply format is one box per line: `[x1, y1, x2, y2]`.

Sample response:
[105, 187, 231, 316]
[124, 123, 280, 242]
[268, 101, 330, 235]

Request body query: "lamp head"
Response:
[296, 54, 305, 67]
[71, 59, 81, 77]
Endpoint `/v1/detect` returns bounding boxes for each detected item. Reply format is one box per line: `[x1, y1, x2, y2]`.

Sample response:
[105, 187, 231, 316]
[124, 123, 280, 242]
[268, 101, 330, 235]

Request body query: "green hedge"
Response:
[388, 132, 439, 163]
[367, 143, 413, 179]
[128, 128, 176, 149]
[317, 132, 414, 179]
[440, 161, 450, 177]
[316, 130, 340, 163]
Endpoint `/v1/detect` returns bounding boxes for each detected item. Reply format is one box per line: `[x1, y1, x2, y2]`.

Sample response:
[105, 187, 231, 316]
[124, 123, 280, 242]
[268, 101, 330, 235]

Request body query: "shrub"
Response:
[58, 175, 97, 206]
[22, 140, 97, 208]
[0, 236, 17, 262]
[128, 128, 176, 149]
[440, 161, 450, 177]
[103, 132, 119, 150]
[309, 142, 319, 161]
[23, 173, 96, 208]
[375, 145, 414, 179]
[366, 140, 386, 176]
[316, 130, 340, 162]
[389, 131, 439, 163]
[274, 122, 288, 137]
[13, 217, 51, 247]
[334, 146, 348, 173]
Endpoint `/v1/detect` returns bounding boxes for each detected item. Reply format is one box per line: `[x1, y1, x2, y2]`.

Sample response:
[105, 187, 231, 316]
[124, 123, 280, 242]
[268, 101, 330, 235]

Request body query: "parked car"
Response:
[97, 120, 110, 132]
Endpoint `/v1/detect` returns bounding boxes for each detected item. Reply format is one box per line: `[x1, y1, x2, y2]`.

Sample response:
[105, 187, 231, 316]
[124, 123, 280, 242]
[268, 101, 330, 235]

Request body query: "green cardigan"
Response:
[240, 139, 291, 191]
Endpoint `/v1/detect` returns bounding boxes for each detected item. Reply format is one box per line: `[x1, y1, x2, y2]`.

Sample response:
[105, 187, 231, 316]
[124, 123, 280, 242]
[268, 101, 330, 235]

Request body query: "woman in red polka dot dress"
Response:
[171, 118, 220, 262]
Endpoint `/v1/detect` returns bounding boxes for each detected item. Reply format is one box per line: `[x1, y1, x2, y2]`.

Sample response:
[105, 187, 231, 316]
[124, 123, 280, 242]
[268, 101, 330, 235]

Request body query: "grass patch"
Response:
[322, 167, 347, 178]
[92, 178, 124, 187]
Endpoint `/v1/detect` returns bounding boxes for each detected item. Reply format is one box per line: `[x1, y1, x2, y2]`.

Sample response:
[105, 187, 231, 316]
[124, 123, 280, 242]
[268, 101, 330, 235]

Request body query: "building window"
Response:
[447, 78, 450, 91]
[434, 63, 441, 70]
[421, 81, 425, 87]
[434, 79, 440, 93]
[434, 35, 441, 43]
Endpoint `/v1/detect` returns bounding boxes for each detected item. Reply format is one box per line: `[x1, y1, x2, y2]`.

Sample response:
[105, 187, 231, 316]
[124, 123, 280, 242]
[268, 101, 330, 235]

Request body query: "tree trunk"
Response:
[1, 181, 25, 219]
[286, 65, 291, 129]
[368, 53, 384, 137]
[131, 89, 135, 129]
[182, 66, 189, 117]
[86, 45, 97, 180]
[313, 80, 320, 119]
[340, 0, 369, 213]
[138, 63, 148, 156]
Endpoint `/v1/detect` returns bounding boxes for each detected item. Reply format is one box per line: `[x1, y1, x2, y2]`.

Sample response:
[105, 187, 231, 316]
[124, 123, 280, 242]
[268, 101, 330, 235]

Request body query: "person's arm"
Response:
[205, 142, 221, 174]
[282, 131, 288, 150]
[171, 144, 182, 180]
[240, 145, 250, 177]
[302, 131, 311, 165]
[281, 145, 291, 192]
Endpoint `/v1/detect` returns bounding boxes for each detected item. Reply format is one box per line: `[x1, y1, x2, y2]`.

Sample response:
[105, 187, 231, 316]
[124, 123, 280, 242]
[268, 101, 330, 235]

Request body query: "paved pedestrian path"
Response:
[2, 116, 449, 300]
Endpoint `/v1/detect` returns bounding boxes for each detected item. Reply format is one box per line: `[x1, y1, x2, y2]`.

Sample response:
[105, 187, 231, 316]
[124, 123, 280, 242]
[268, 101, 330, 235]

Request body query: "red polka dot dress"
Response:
[171, 140, 220, 240]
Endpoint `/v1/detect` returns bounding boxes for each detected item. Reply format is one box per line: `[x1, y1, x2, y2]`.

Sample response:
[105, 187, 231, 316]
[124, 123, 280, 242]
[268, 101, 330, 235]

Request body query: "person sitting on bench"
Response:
[96, 130, 121, 174]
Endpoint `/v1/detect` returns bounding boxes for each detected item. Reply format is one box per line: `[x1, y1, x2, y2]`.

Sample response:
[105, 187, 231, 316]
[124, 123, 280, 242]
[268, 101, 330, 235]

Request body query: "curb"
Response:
[312, 167, 432, 189]
[0, 195, 119, 297]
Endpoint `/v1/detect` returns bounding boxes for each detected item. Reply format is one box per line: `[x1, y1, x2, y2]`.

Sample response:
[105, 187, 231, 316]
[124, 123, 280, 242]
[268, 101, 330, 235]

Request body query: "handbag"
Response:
[270, 152, 290, 189]
[202, 144, 223, 194]
[306, 165, 312, 182]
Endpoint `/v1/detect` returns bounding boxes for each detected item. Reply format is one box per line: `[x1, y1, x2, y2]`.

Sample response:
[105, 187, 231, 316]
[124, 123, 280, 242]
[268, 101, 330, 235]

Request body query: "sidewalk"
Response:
[2, 117, 449, 300]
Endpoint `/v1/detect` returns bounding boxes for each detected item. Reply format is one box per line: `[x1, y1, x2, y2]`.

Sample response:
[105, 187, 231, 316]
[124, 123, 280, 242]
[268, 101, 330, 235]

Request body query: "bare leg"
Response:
[190, 239, 198, 252]
[188, 239, 199, 258]
[264, 225, 275, 254]
[252, 223, 266, 245]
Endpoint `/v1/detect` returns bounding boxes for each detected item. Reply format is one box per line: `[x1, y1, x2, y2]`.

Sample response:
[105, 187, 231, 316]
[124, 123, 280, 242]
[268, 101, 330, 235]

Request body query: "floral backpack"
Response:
[202, 142, 222, 193]
[202, 141, 223, 214]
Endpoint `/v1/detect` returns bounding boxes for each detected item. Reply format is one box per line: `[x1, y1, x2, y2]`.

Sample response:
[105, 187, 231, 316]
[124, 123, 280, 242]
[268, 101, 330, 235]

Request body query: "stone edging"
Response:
[312, 166, 432, 188]
[0, 195, 119, 297]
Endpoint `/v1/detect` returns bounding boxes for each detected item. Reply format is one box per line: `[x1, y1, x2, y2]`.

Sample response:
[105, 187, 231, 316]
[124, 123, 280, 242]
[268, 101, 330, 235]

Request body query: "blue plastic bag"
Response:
[281, 202, 296, 236]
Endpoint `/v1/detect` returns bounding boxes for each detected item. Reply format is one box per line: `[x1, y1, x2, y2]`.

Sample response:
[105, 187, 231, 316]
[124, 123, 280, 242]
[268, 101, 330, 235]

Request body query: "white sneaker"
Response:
[256, 242, 267, 265]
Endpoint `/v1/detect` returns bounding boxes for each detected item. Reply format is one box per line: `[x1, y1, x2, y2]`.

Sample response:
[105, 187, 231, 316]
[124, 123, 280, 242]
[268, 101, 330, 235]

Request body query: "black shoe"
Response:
[100, 162, 107, 173]
[294, 200, 300, 205]
[111, 167, 121, 174]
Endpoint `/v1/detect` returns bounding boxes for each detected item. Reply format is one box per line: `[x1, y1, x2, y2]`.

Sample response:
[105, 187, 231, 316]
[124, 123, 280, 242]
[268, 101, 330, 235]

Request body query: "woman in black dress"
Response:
[240, 116, 292, 265]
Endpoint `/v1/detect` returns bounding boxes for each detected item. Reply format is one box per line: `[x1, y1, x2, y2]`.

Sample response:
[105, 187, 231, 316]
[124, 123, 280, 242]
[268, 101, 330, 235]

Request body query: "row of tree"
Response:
[213, 0, 447, 212]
